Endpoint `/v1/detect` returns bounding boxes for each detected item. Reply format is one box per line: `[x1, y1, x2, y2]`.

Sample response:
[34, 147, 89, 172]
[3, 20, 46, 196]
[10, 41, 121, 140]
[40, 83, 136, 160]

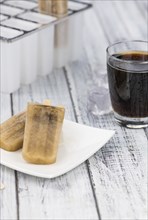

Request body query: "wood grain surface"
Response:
[0, 1, 147, 220]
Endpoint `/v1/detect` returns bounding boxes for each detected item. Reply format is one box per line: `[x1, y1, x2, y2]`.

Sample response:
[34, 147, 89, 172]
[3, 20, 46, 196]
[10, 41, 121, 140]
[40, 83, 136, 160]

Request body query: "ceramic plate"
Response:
[0, 120, 115, 178]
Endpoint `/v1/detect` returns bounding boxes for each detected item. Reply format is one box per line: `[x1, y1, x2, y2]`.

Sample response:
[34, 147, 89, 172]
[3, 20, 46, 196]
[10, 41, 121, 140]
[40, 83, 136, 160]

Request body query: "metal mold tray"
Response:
[0, 0, 92, 42]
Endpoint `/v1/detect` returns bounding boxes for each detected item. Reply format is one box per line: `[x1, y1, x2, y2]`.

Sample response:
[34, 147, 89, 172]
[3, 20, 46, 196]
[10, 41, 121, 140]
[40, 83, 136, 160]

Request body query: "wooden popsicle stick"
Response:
[38, 0, 67, 17]
[38, 0, 47, 13]
[38, 0, 68, 67]
[50, 0, 68, 18]
[43, 99, 51, 106]
[0, 183, 5, 190]
[43, 100, 64, 108]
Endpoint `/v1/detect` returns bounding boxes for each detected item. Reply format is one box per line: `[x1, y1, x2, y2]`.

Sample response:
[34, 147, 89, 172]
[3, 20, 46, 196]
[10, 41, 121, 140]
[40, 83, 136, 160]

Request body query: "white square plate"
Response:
[0, 120, 115, 178]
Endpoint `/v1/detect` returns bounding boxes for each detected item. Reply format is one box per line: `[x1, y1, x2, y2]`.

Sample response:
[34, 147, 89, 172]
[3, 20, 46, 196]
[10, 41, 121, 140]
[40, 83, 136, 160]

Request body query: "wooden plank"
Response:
[82, 9, 108, 67]
[136, 0, 148, 17]
[94, 1, 147, 42]
[12, 71, 99, 219]
[65, 1, 148, 219]
[144, 127, 148, 139]
[0, 94, 18, 220]
[88, 127, 147, 220]
[113, 0, 147, 40]
[66, 54, 148, 220]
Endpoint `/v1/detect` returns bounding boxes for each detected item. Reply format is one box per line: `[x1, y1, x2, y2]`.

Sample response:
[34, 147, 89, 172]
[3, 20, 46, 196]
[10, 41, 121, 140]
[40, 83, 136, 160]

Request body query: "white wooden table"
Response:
[1, 1, 148, 219]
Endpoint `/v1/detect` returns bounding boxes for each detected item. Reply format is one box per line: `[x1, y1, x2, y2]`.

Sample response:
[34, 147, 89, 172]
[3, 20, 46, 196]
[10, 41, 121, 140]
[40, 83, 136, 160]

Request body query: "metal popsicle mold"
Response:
[0, 0, 92, 43]
[0, 4, 24, 16]
[0, 14, 8, 21]
[4, 0, 38, 10]
[0, 26, 24, 39]
[1, 18, 41, 31]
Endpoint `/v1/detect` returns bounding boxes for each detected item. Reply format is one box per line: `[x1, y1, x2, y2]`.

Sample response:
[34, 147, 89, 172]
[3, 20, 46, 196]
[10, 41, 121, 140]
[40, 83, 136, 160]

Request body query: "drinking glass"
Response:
[107, 40, 148, 128]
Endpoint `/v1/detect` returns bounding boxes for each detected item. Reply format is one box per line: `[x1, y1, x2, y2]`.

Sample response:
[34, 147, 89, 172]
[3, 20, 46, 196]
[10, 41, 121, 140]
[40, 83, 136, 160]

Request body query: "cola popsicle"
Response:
[22, 103, 65, 164]
[0, 111, 26, 151]
[0, 100, 51, 151]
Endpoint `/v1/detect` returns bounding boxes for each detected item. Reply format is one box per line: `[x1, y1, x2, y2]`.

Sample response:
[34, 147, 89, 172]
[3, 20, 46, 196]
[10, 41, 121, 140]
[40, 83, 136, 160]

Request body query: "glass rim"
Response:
[106, 40, 148, 65]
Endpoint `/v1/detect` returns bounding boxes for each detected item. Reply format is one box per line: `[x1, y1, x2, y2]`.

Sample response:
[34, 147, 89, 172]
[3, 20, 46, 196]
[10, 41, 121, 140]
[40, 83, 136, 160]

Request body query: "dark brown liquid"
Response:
[107, 51, 148, 118]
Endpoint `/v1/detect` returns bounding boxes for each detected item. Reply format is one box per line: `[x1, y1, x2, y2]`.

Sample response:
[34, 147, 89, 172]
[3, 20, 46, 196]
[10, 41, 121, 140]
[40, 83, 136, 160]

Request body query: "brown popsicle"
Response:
[0, 111, 26, 151]
[22, 103, 65, 164]
[0, 100, 51, 152]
